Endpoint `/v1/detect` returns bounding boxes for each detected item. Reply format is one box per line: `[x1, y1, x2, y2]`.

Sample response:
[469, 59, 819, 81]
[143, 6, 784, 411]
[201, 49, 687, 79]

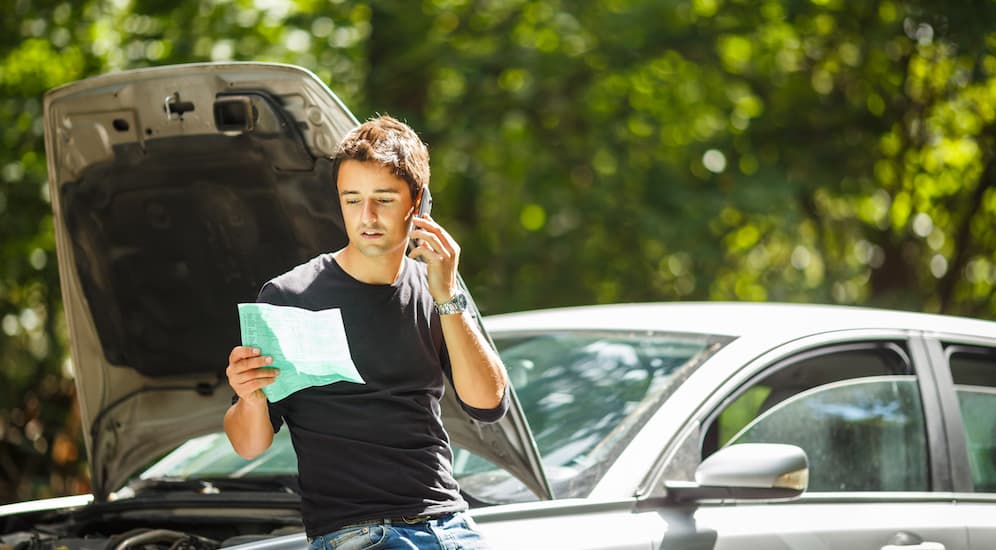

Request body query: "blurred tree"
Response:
[1, 0, 101, 501]
[1, 0, 995, 503]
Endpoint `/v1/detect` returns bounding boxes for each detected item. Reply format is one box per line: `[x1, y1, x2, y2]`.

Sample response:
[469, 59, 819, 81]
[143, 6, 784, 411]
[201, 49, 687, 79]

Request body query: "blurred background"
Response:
[2, 0, 995, 504]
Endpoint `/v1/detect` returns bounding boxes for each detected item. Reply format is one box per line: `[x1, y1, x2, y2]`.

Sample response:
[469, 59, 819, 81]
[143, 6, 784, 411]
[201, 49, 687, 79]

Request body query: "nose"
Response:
[361, 199, 377, 224]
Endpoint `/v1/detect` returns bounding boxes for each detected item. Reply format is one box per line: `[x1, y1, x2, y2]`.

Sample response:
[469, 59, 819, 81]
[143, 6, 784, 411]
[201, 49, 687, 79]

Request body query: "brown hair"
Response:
[333, 115, 430, 200]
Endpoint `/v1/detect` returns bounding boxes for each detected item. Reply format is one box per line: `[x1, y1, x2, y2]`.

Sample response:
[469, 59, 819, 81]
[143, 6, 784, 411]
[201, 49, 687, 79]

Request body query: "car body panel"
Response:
[955, 498, 996, 549]
[473, 499, 671, 550]
[471, 498, 970, 550]
[694, 499, 968, 550]
[0, 495, 94, 517]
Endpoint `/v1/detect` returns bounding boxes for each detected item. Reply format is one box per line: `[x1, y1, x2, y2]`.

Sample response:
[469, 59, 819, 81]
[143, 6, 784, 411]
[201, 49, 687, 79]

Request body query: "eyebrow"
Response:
[339, 189, 403, 195]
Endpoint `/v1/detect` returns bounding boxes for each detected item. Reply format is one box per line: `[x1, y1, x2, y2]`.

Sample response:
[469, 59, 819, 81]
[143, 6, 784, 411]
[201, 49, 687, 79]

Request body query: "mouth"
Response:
[359, 229, 384, 239]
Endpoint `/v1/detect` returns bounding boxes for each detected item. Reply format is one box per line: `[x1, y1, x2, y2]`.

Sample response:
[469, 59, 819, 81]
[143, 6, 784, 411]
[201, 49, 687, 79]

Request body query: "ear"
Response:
[404, 188, 421, 223]
[412, 187, 424, 214]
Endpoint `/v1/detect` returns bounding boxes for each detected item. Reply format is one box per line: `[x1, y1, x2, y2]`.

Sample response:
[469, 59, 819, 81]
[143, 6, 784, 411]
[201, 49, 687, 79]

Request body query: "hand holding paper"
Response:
[238, 303, 365, 401]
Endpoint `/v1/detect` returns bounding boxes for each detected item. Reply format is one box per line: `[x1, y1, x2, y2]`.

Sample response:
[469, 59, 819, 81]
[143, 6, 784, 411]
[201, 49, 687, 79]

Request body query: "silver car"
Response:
[474, 303, 996, 549]
[3, 62, 994, 549]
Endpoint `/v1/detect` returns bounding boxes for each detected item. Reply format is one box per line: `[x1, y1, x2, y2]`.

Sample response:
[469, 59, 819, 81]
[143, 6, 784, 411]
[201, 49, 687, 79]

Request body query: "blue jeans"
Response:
[306, 512, 490, 550]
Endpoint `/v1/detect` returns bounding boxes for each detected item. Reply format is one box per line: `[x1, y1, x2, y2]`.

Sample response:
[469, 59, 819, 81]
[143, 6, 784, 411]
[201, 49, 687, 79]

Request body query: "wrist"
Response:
[239, 391, 268, 410]
[431, 281, 458, 304]
[432, 289, 456, 304]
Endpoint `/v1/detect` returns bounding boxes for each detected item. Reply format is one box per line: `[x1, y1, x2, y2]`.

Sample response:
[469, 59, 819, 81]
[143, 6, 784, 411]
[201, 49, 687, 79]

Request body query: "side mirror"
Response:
[661, 443, 808, 503]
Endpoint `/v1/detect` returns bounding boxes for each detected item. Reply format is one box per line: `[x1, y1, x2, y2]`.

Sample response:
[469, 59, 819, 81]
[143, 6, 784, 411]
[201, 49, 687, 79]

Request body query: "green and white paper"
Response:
[237, 303, 364, 401]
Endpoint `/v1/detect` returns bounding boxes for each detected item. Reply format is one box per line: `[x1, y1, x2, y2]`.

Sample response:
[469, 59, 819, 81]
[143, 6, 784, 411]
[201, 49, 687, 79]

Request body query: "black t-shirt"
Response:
[246, 253, 507, 537]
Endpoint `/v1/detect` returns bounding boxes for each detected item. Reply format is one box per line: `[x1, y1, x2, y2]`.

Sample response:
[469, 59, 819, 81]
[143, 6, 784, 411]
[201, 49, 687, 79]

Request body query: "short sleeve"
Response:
[256, 280, 287, 306]
[458, 385, 509, 424]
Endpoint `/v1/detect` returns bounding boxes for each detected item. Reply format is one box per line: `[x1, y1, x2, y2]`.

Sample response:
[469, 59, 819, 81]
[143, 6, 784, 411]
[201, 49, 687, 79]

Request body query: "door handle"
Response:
[881, 543, 945, 550]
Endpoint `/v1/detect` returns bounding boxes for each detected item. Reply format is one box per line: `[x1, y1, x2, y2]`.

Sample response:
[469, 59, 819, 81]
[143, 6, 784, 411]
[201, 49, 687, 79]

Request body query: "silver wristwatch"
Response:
[434, 292, 468, 315]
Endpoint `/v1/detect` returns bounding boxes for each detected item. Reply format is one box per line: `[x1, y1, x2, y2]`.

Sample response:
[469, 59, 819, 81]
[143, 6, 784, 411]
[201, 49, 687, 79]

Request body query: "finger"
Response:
[235, 367, 277, 388]
[238, 380, 276, 398]
[411, 215, 437, 229]
[236, 378, 277, 395]
[411, 216, 447, 238]
[235, 355, 273, 374]
[409, 229, 451, 258]
[408, 248, 428, 263]
[408, 250, 424, 263]
[229, 345, 260, 364]
[408, 245, 442, 264]
[234, 355, 274, 373]
[245, 378, 276, 395]
[437, 225, 460, 257]
[254, 378, 277, 391]
[240, 367, 279, 382]
[414, 217, 460, 257]
[410, 216, 446, 243]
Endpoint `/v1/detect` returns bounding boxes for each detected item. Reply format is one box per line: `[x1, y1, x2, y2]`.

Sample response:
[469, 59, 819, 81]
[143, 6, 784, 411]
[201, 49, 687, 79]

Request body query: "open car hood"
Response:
[42, 62, 551, 501]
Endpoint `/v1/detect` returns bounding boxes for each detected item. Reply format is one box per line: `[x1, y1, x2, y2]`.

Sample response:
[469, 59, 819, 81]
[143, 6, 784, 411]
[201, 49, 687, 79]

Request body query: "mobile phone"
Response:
[417, 186, 433, 219]
[409, 186, 432, 260]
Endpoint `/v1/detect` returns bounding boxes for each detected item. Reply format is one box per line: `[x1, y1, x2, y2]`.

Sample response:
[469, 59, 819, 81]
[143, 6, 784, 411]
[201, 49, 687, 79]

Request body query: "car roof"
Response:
[483, 301, 996, 340]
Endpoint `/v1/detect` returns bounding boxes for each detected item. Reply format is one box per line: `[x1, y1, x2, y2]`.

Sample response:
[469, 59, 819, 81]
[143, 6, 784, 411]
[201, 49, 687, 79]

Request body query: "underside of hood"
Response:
[42, 62, 550, 502]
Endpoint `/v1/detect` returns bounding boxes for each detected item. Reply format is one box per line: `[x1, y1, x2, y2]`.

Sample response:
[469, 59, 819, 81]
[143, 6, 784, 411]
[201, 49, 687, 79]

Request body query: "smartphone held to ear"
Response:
[417, 186, 433, 219]
[409, 186, 432, 261]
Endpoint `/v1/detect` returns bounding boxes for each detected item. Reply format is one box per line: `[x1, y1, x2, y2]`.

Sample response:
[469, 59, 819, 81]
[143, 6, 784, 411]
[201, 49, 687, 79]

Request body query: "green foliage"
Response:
[717, 385, 772, 447]
[1, 0, 995, 503]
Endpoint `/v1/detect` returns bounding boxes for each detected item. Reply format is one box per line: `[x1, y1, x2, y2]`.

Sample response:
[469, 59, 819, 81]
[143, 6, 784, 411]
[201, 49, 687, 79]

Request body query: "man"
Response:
[223, 115, 508, 549]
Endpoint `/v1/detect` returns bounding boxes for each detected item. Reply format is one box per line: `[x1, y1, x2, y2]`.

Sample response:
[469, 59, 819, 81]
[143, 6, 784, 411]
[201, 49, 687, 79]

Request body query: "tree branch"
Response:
[937, 135, 996, 312]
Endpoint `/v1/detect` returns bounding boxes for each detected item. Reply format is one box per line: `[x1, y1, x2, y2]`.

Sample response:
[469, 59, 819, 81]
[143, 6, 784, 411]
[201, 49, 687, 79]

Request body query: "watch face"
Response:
[456, 293, 468, 309]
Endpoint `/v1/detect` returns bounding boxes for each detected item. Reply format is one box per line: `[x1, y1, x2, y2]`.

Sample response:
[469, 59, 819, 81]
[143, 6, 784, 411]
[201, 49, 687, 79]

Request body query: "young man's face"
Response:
[337, 159, 416, 259]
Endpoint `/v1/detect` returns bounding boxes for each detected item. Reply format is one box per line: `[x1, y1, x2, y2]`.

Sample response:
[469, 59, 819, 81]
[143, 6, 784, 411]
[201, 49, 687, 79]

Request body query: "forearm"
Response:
[440, 313, 508, 409]
[223, 398, 275, 459]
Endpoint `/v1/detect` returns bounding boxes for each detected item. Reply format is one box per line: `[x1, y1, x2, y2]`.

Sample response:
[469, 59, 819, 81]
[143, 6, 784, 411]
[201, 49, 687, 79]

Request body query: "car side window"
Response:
[703, 343, 930, 492]
[945, 345, 996, 492]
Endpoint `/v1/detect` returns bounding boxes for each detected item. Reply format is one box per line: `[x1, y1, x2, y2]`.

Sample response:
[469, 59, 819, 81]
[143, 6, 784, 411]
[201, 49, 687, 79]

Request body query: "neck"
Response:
[334, 245, 406, 285]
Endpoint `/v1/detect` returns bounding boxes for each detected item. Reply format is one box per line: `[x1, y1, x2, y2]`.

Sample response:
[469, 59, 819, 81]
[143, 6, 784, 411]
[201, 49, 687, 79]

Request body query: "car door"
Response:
[923, 337, 996, 550]
[648, 332, 968, 550]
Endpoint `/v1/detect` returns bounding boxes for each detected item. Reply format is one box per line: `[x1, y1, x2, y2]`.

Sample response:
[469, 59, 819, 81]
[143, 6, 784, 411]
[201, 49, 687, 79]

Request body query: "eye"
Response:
[344, 198, 361, 205]
[377, 199, 394, 205]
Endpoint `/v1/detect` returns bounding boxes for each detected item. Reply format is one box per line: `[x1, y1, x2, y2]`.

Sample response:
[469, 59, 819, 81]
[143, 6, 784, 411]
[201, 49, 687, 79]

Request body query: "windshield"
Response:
[137, 330, 728, 504]
[139, 430, 297, 481]
[455, 330, 727, 502]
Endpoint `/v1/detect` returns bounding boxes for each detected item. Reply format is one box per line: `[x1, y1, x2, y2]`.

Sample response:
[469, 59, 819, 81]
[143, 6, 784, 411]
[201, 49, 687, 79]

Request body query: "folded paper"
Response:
[238, 303, 364, 401]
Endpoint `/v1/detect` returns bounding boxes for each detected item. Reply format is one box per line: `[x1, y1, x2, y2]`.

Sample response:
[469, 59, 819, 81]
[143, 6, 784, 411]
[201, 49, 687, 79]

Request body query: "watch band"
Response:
[434, 292, 468, 315]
